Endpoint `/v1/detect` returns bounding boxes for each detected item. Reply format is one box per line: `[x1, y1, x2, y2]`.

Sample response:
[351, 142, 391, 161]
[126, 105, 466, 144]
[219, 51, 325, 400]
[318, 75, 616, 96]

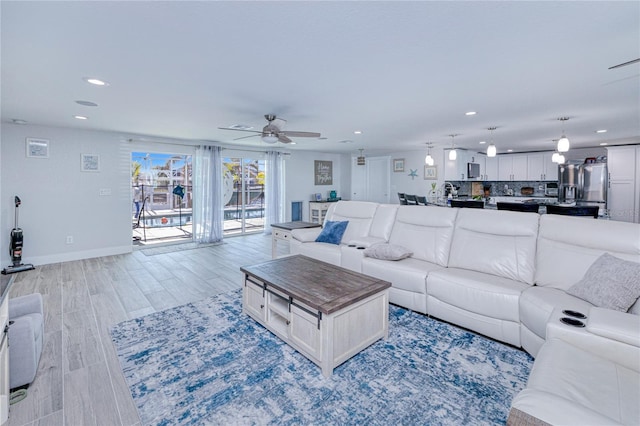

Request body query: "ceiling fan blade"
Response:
[272, 118, 287, 130]
[280, 131, 321, 138]
[278, 135, 292, 144]
[218, 127, 261, 134]
[233, 134, 260, 141]
[608, 58, 640, 69]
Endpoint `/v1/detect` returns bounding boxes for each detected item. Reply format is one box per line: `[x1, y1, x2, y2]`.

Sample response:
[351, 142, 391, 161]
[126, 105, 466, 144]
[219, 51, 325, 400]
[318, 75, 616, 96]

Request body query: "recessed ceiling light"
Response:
[11, 119, 27, 125]
[465, 111, 477, 116]
[354, 130, 362, 134]
[83, 77, 108, 86]
[74, 115, 88, 120]
[76, 100, 98, 107]
[595, 129, 607, 133]
[229, 124, 253, 130]
[600, 142, 608, 146]
[338, 140, 353, 144]
[507, 149, 513, 152]
[479, 141, 486, 145]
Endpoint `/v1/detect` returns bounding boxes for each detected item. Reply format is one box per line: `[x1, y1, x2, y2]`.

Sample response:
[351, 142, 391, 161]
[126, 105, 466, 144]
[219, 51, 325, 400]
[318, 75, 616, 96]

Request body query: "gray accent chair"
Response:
[9, 293, 44, 389]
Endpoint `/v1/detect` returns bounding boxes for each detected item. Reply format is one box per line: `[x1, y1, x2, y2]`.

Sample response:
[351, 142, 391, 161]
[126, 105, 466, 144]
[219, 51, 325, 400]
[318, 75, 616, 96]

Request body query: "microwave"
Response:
[467, 163, 480, 179]
[545, 182, 558, 196]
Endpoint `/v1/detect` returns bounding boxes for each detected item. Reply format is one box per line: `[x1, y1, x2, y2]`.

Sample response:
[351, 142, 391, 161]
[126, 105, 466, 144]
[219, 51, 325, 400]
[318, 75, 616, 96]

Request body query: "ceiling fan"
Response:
[218, 114, 321, 144]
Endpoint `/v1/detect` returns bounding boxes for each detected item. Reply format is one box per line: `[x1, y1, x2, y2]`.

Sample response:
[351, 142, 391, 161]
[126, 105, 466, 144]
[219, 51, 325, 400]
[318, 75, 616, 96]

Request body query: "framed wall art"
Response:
[81, 153, 100, 172]
[314, 160, 333, 185]
[393, 158, 405, 172]
[25, 137, 49, 158]
[424, 165, 437, 180]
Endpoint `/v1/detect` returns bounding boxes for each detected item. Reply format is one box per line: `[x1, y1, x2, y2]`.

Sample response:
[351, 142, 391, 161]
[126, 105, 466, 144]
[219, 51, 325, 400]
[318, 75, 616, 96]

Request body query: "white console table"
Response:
[270, 222, 321, 259]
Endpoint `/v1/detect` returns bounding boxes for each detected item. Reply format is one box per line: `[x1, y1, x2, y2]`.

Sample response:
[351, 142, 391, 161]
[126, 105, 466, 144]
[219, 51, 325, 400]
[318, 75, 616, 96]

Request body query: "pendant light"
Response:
[557, 117, 570, 153]
[424, 143, 434, 166]
[486, 127, 497, 157]
[551, 152, 561, 163]
[448, 134, 457, 161]
[357, 148, 365, 165]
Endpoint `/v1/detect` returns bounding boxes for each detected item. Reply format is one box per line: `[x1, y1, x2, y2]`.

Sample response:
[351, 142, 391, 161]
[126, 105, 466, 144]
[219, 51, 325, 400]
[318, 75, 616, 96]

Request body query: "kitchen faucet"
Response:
[443, 182, 457, 197]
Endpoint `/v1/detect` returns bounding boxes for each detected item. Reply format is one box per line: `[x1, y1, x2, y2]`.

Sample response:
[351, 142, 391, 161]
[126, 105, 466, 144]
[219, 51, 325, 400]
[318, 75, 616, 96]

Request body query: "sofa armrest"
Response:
[291, 228, 322, 242]
[510, 389, 622, 426]
[9, 293, 43, 318]
[587, 307, 640, 348]
[547, 307, 640, 371]
[346, 237, 386, 248]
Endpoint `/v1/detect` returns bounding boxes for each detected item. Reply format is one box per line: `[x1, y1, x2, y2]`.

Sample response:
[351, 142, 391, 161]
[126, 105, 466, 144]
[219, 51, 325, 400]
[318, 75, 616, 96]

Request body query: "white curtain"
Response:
[193, 145, 223, 243]
[264, 150, 285, 234]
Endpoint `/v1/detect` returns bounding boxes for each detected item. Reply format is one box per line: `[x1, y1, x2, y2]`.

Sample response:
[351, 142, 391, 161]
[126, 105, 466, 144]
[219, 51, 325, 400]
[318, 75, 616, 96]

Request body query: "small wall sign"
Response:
[314, 160, 333, 185]
[26, 138, 49, 158]
[81, 153, 100, 172]
[424, 165, 438, 180]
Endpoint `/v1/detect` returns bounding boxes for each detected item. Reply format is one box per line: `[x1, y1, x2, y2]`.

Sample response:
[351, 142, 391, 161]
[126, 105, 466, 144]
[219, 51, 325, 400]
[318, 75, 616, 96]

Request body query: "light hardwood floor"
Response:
[7, 233, 283, 426]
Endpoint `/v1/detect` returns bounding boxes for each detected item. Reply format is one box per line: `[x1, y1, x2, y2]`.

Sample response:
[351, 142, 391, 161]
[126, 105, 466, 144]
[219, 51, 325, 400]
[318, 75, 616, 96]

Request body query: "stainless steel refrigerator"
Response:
[558, 162, 608, 213]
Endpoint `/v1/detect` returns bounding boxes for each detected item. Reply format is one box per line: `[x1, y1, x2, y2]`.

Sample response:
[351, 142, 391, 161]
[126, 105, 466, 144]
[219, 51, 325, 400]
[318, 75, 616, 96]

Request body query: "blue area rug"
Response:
[110, 290, 532, 425]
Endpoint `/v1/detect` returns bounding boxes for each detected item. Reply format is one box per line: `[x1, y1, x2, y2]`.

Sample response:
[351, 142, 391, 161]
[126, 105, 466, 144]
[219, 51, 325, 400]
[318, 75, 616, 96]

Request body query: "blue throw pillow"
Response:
[315, 220, 349, 245]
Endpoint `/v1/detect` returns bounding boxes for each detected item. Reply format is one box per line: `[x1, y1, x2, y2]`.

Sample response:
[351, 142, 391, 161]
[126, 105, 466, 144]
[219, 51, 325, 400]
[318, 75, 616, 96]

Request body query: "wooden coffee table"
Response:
[241, 255, 391, 377]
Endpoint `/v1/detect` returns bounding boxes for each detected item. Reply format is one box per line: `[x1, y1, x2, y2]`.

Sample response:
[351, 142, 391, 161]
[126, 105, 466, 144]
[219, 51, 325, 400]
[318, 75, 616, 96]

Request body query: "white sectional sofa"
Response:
[290, 200, 640, 425]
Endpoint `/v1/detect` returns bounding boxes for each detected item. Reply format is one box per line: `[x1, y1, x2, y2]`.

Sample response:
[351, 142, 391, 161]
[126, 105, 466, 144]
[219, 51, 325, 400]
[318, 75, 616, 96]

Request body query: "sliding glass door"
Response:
[223, 157, 265, 236]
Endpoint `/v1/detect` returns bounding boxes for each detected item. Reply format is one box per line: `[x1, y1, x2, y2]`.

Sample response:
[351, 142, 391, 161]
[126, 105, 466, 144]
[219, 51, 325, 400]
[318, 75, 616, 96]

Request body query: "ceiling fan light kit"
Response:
[262, 134, 279, 144]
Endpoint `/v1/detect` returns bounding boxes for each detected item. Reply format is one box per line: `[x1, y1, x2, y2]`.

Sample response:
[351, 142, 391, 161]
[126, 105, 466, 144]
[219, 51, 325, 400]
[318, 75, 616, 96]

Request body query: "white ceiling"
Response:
[2, 1, 639, 155]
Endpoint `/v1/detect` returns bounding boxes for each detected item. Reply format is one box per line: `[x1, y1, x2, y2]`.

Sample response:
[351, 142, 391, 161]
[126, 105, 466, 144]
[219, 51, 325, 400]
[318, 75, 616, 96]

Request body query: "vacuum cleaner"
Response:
[2, 196, 35, 275]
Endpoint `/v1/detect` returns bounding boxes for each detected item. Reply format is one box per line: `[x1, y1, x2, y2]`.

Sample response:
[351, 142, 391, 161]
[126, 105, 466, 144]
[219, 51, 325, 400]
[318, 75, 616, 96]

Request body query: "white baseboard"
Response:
[16, 245, 133, 267]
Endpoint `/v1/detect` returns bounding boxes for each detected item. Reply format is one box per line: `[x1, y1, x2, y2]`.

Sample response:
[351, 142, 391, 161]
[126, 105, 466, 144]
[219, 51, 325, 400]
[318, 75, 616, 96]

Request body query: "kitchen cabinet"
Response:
[498, 155, 528, 181]
[527, 153, 558, 181]
[482, 156, 499, 181]
[607, 146, 639, 223]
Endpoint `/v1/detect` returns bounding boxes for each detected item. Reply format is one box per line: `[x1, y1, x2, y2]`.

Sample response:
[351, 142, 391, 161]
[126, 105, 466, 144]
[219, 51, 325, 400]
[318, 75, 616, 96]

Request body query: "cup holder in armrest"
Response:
[560, 317, 585, 327]
[562, 309, 587, 319]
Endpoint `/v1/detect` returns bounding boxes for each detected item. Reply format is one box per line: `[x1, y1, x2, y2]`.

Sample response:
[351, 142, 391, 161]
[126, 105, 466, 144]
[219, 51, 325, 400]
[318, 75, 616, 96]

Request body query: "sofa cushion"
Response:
[428, 268, 529, 322]
[315, 220, 348, 245]
[363, 244, 412, 261]
[567, 253, 640, 312]
[362, 257, 444, 294]
[326, 201, 378, 243]
[388, 206, 458, 266]
[448, 209, 539, 284]
[535, 215, 640, 291]
[368, 204, 399, 241]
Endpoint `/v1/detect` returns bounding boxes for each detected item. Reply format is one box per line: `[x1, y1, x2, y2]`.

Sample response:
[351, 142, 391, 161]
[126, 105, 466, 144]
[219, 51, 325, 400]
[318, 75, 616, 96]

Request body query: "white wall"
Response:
[1, 124, 135, 266]
[388, 147, 447, 202]
[284, 151, 347, 222]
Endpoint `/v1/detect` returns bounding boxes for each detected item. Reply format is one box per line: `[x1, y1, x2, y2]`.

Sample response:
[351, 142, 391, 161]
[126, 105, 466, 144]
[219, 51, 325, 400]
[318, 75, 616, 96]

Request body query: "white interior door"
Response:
[350, 156, 390, 203]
